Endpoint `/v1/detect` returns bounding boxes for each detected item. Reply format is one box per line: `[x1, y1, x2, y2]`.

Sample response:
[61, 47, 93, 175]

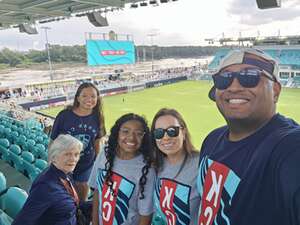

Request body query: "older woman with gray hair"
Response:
[12, 134, 84, 225]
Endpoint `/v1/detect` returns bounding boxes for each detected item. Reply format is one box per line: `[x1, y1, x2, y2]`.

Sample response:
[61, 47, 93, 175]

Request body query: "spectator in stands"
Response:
[88, 113, 155, 225]
[197, 48, 300, 225]
[50, 82, 106, 201]
[150, 108, 200, 224]
[12, 134, 83, 225]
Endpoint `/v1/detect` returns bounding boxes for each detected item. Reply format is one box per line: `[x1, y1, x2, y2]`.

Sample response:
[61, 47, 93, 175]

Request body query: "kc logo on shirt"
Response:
[197, 157, 240, 225]
[155, 178, 191, 225]
[96, 169, 135, 225]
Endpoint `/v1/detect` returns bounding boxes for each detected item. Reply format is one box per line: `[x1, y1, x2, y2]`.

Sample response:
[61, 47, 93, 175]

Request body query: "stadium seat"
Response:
[7, 131, 19, 144]
[16, 134, 27, 149]
[34, 159, 48, 171]
[24, 139, 36, 152]
[8, 144, 22, 170]
[0, 125, 5, 138]
[32, 143, 46, 159]
[21, 151, 39, 181]
[0, 209, 13, 225]
[0, 172, 7, 209]
[3, 187, 28, 219]
[0, 139, 10, 162]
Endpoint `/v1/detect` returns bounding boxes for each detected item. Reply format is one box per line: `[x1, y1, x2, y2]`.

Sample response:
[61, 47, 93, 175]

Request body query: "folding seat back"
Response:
[0, 139, 10, 161]
[8, 145, 23, 171]
[21, 151, 38, 181]
[3, 187, 28, 219]
[35, 159, 48, 171]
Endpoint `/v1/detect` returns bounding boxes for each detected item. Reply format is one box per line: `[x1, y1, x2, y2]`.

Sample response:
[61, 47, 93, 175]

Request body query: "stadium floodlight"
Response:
[41, 26, 54, 81]
[256, 0, 281, 9]
[140, 2, 148, 6]
[130, 3, 138, 8]
[149, 0, 158, 5]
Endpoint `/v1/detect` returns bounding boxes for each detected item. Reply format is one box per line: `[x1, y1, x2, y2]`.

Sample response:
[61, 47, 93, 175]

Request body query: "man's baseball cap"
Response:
[208, 48, 280, 101]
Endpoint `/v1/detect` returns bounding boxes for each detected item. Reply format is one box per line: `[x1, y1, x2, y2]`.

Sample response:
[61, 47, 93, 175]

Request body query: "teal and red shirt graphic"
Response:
[197, 157, 240, 225]
[154, 178, 191, 225]
[96, 169, 135, 225]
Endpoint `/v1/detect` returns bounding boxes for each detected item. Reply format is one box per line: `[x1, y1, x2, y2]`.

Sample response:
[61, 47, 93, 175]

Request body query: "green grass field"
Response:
[39, 80, 300, 149]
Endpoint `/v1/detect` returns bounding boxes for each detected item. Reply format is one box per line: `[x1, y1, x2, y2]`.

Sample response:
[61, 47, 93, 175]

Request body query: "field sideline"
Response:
[39, 80, 300, 149]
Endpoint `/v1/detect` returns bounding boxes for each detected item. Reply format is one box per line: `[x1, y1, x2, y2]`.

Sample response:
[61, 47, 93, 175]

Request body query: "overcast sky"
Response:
[1, 0, 300, 50]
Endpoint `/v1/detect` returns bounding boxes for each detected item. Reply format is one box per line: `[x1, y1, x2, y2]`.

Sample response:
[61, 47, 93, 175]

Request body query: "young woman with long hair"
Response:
[151, 108, 200, 225]
[51, 82, 106, 201]
[89, 113, 155, 225]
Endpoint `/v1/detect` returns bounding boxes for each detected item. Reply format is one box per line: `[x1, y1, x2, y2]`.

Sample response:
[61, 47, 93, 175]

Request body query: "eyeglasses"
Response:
[119, 128, 145, 139]
[153, 126, 182, 140]
[212, 68, 275, 90]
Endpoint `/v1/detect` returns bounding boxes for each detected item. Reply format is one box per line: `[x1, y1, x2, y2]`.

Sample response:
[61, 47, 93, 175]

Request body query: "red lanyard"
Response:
[60, 177, 80, 205]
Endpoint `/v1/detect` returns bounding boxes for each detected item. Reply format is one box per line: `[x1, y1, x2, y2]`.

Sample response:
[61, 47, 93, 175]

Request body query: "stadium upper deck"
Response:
[206, 35, 300, 88]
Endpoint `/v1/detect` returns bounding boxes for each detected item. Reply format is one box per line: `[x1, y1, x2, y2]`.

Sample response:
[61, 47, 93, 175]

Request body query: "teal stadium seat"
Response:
[3, 128, 11, 140]
[35, 159, 48, 171]
[3, 187, 28, 219]
[7, 131, 19, 144]
[0, 125, 5, 138]
[16, 135, 27, 149]
[21, 151, 39, 181]
[33, 144, 47, 160]
[0, 139, 10, 162]
[24, 139, 36, 152]
[0, 209, 13, 225]
[8, 144, 23, 172]
[0, 172, 6, 209]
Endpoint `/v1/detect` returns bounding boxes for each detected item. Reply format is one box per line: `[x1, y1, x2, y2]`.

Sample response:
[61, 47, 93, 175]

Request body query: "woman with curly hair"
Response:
[88, 113, 155, 225]
[151, 108, 200, 225]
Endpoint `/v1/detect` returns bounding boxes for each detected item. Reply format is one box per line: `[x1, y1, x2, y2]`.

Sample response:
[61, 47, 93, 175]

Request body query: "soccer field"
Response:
[39, 80, 300, 149]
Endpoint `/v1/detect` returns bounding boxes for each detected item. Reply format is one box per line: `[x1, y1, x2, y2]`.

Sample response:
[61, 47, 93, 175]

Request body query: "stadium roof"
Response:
[0, 0, 142, 28]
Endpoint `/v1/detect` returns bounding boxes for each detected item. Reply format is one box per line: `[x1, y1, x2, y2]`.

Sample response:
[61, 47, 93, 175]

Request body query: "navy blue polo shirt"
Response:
[197, 114, 300, 225]
[12, 164, 77, 225]
[51, 109, 100, 173]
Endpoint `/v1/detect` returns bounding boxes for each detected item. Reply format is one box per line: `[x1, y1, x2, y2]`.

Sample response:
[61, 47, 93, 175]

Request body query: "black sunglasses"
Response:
[213, 68, 275, 90]
[153, 126, 181, 140]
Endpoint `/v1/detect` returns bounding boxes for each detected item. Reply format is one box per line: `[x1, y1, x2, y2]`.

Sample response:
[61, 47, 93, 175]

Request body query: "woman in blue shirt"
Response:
[12, 134, 83, 225]
[51, 82, 106, 201]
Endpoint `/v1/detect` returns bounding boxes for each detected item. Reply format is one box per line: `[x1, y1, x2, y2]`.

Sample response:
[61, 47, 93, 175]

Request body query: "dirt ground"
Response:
[0, 57, 212, 87]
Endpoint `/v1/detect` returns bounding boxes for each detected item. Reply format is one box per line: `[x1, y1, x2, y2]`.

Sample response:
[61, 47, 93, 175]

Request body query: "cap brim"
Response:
[208, 86, 216, 101]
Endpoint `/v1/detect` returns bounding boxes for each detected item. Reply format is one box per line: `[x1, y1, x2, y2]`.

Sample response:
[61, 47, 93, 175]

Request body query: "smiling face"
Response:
[116, 120, 145, 160]
[76, 86, 98, 112]
[215, 63, 281, 125]
[154, 115, 186, 163]
[53, 147, 81, 174]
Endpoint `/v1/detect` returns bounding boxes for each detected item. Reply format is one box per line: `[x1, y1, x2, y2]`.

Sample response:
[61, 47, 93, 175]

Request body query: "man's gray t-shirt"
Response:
[89, 150, 155, 225]
[154, 152, 200, 225]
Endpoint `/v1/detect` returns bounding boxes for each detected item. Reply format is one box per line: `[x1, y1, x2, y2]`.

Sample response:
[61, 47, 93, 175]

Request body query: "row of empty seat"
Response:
[0, 172, 28, 225]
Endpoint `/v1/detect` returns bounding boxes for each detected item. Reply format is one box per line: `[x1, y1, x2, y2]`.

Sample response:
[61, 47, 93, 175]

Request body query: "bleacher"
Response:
[206, 47, 300, 88]
[0, 109, 50, 224]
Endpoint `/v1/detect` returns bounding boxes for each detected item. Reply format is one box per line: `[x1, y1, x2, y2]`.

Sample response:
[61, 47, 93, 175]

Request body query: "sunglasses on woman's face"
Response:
[153, 126, 181, 140]
[212, 68, 275, 90]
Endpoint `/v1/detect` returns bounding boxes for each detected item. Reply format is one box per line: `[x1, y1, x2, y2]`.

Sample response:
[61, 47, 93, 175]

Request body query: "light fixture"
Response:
[140, 2, 148, 6]
[130, 3, 138, 8]
[160, 0, 169, 3]
[149, 0, 158, 4]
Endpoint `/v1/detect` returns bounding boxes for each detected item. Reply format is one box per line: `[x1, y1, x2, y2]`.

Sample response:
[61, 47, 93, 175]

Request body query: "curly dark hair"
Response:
[104, 113, 153, 199]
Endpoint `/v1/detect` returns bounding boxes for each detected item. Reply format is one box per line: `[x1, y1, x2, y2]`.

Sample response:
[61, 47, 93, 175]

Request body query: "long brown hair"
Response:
[151, 108, 196, 173]
[69, 82, 106, 138]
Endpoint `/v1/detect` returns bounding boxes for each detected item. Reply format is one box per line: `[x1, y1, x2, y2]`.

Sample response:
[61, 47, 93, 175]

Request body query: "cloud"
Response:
[227, 0, 300, 25]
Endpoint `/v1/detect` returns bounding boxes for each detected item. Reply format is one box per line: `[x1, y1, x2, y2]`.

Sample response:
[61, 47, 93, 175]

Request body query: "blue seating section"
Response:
[0, 115, 49, 182]
[209, 48, 300, 70]
[0, 172, 28, 224]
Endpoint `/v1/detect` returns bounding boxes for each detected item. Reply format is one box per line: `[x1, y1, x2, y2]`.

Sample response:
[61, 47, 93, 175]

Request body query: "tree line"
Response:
[0, 45, 219, 68]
